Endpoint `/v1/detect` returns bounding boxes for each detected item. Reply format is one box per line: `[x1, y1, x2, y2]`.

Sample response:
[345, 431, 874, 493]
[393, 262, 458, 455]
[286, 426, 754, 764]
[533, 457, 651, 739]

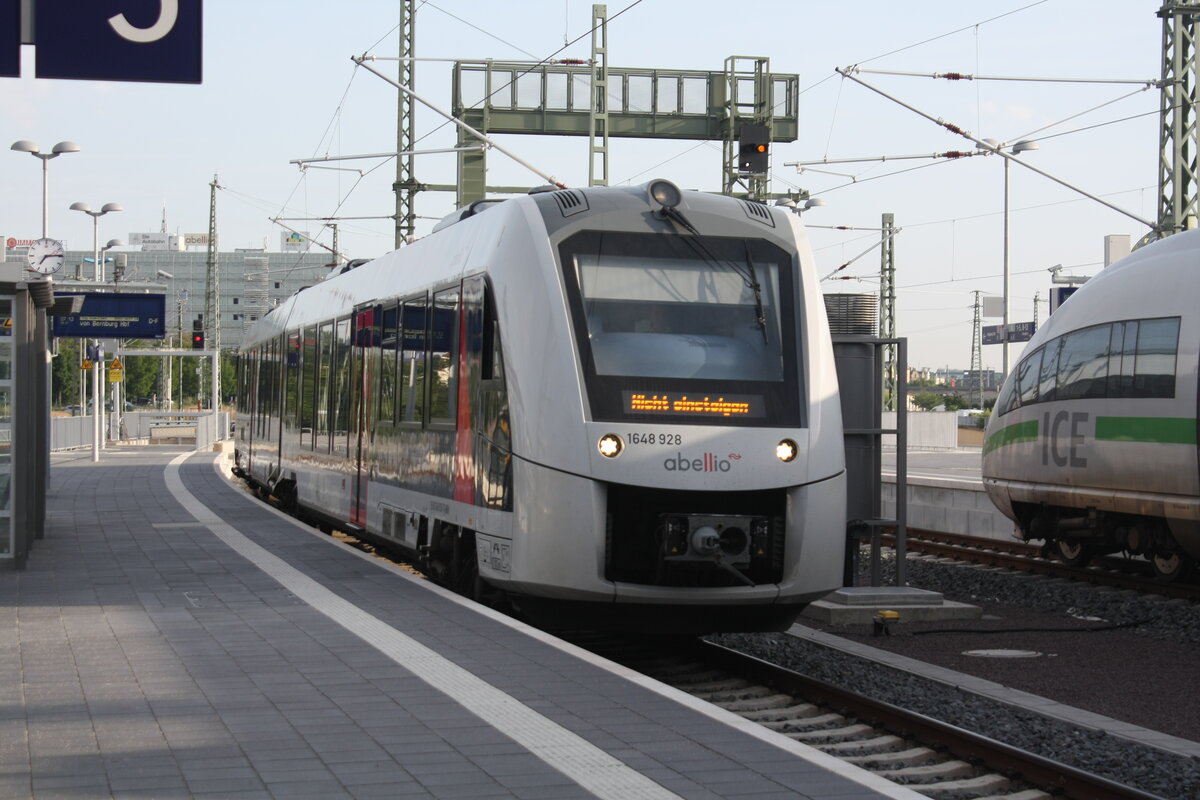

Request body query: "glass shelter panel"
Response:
[0, 296, 10, 556]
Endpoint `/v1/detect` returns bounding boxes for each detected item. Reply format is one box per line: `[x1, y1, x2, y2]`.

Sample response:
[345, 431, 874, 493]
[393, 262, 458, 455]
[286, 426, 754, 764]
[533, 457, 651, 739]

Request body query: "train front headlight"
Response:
[776, 439, 798, 462]
[597, 433, 624, 458]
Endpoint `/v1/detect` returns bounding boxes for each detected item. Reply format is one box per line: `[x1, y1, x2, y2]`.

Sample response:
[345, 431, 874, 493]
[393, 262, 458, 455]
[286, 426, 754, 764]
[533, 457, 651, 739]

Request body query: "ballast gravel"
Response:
[712, 557, 1200, 800]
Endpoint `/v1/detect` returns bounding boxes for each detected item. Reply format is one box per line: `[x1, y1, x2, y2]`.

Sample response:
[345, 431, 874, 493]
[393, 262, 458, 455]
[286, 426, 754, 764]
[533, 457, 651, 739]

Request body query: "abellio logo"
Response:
[663, 452, 740, 472]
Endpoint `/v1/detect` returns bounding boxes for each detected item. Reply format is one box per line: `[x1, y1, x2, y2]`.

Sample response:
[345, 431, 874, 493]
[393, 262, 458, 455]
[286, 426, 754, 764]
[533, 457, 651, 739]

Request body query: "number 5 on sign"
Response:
[109, 0, 177, 43]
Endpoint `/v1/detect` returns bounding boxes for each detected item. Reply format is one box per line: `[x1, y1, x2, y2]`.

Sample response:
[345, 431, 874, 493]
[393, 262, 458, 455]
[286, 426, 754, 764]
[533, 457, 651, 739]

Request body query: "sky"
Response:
[1, 1, 1169, 371]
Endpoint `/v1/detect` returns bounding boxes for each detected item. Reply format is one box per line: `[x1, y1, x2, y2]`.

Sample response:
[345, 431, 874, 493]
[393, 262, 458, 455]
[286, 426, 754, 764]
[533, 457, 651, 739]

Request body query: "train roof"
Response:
[1023, 228, 1200, 350]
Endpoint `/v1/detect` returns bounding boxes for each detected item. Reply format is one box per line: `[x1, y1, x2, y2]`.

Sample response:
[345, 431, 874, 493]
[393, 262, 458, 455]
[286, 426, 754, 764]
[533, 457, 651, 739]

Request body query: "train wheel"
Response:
[1151, 551, 1190, 582]
[1054, 539, 1091, 567]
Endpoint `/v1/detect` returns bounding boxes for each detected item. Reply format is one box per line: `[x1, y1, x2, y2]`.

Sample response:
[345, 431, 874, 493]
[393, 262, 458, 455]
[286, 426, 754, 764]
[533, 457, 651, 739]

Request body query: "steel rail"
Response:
[700, 640, 1169, 800]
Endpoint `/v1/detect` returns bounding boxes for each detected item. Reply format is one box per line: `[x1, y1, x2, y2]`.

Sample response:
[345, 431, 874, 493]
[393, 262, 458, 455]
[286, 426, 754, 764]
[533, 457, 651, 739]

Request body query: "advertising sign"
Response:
[282, 231, 310, 252]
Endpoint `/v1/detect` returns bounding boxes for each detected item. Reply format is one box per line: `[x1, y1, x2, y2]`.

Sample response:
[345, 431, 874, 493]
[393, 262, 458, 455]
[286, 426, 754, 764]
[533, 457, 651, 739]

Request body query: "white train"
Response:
[982, 229, 1200, 580]
[233, 180, 847, 631]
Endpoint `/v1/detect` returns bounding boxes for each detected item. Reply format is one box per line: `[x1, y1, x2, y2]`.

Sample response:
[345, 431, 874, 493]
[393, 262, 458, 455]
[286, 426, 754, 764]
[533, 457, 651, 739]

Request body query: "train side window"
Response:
[1107, 321, 1137, 398]
[429, 286, 460, 424]
[1036, 337, 1062, 404]
[285, 331, 301, 430]
[378, 303, 399, 425]
[1015, 347, 1043, 408]
[300, 325, 316, 448]
[399, 297, 427, 425]
[316, 320, 333, 448]
[1133, 317, 1180, 398]
[1056, 324, 1110, 400]
[331, 317, 352, 456]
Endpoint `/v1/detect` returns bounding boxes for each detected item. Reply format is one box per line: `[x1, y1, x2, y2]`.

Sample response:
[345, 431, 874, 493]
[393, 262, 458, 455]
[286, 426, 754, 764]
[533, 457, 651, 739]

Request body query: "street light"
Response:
[156, 270, 176, 410]
[70, 201, 123, 462]
[774, 196, 827, 214]
[980, 138, 1040, 378]
[11, 140, 81, 238]
[69, 202, 124, 281]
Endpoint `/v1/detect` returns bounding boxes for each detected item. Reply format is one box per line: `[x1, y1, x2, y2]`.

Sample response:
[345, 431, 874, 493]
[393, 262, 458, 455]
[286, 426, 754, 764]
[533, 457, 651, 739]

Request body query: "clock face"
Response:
[27, 238, 66, 276]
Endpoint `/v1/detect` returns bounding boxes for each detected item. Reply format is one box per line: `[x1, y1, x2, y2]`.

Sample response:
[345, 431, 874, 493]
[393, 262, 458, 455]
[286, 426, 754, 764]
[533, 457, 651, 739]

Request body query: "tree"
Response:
[910, 392, 944, 411]
[50, 338, 82, 407]
[942, 393, 971, 411]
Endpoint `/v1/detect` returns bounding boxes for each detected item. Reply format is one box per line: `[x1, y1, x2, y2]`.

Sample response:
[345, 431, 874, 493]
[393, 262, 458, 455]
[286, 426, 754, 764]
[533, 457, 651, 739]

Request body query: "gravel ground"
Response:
[713, 555, 1200, 800]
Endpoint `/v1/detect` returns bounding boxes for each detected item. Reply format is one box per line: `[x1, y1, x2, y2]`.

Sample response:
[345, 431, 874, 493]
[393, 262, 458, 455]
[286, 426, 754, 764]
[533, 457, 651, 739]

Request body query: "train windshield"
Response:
[560, 231, 802, 426]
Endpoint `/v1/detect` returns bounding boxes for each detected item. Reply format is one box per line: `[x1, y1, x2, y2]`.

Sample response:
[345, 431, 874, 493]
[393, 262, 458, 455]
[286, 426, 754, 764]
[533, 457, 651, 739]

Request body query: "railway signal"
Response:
[738, 125, 770, 174]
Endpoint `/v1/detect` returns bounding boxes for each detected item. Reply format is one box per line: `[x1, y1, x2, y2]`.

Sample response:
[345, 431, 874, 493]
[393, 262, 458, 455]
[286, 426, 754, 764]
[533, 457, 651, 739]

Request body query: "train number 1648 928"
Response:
[628, 432, 683, 446]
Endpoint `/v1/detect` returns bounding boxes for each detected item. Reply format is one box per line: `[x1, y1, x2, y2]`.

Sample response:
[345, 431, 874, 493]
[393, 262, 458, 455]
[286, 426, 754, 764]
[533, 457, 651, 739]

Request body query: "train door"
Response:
[350, 306, 378, 527]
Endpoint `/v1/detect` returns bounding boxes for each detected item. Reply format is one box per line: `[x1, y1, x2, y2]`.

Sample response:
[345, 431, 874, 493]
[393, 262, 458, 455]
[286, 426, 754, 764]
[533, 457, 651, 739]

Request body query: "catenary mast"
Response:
[1159, 1, 1200, 236]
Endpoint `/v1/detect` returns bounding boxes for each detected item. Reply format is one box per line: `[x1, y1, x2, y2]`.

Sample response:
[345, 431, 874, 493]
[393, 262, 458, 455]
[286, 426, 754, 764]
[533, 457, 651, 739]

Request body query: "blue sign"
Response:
[36, 0, 202, 84]
[1050, 286, 1078, 314]
[1006, 321, 1036, 342]
[0, 0, 17, 77]
[53, 293, 166, 339]
[983, 321, 1036, 345]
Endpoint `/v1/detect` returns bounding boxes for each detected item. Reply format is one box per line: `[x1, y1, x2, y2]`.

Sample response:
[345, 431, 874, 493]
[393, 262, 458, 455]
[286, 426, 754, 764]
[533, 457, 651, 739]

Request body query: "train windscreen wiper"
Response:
[660, 206, 768, 345]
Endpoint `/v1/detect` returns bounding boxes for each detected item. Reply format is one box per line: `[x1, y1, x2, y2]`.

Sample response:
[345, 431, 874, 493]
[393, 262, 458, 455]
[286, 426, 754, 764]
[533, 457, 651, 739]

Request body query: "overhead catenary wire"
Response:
[850, 66, 1159, 87]
[834, 66, 1158, 231]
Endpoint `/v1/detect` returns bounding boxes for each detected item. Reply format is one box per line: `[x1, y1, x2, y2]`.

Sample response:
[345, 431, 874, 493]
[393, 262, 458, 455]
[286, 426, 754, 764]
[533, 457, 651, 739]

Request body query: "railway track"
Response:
[887, 529, 1200, 602]
[569, 633, 1165, 800]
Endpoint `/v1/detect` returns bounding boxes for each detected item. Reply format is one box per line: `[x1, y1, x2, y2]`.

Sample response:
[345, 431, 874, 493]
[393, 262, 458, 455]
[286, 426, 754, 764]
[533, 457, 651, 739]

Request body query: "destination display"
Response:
[623, 391, 765, 418]
[53, 293, 166, 339]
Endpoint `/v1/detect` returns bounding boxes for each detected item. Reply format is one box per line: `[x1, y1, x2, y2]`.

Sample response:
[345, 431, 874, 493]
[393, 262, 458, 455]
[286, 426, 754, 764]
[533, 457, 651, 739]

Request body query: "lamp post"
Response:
[156, 271, 175, 411]
[10, 140, 80, 238]
[981, 138, 1040, 379]
[71, 201, 123, 462]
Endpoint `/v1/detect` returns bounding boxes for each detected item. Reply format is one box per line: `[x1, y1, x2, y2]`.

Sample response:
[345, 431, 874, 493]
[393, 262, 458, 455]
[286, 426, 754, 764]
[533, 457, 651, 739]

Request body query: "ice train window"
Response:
[1056, 324, 1110, 400]
[1133, 317, 1179, 398]
[1016, 348, 1043, 408]
[1036, 338, 1062, 404]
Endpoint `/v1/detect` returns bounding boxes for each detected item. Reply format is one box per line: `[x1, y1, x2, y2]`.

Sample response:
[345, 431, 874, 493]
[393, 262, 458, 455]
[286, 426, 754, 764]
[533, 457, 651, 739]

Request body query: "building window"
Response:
[274, 282, 281, 289]
[233, 314, 239, 321]
[233, 297, 239, 305]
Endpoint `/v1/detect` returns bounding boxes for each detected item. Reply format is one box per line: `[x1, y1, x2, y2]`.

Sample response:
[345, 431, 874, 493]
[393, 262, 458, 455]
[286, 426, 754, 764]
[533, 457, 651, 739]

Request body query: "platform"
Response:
[2, 446, 926, 800]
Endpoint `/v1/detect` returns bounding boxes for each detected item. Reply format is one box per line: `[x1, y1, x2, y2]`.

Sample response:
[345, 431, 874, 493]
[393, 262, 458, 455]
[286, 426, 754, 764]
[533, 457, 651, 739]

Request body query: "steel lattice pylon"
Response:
[879, 213, 896, 410]
[394, 0, 418, 248]
[1159, 1, 1200, 236]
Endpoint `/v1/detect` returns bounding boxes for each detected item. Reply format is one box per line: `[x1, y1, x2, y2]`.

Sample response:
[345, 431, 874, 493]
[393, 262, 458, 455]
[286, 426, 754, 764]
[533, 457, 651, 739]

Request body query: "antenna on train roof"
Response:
[353, 55, 567, 192]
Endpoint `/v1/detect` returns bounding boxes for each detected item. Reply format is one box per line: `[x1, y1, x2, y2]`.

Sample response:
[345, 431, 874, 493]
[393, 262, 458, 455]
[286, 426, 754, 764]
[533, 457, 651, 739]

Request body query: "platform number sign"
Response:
[6, 1, 202, 84]
[0, 0, 16, 77]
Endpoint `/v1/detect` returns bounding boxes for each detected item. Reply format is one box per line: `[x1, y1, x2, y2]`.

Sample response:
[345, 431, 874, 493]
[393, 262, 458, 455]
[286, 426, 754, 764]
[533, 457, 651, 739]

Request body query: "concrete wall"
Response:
[882, 475, 1019, 542]
[882, 411, 958, 449]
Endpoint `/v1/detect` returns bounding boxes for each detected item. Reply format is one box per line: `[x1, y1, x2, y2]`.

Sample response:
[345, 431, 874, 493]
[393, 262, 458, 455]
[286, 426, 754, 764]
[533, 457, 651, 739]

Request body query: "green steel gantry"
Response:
[1159, 1, 1200, 237]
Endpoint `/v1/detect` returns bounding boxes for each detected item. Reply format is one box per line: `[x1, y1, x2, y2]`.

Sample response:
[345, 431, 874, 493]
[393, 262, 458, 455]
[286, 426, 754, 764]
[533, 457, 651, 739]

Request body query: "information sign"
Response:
[35, 0, 202, 84]
[983, 321, 1036, 345]
[53, 293, 166, 339]
[1006, 321, 1036, 342]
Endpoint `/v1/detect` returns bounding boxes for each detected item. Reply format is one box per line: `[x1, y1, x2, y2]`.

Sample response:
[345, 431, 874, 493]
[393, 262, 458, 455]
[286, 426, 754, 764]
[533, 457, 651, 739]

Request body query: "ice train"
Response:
[983, 229, 1200, 580]
[234, 180, 847, 631]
